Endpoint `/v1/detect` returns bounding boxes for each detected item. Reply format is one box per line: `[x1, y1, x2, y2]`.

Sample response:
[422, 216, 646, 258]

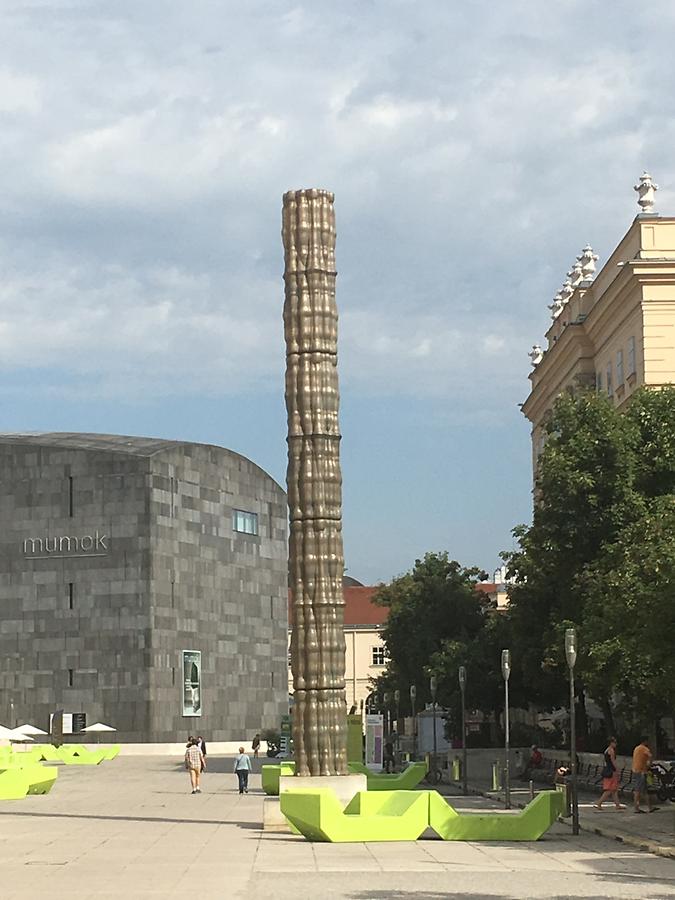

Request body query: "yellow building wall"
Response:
[288, 626, 387, 711]
[524, 216, 675, 469]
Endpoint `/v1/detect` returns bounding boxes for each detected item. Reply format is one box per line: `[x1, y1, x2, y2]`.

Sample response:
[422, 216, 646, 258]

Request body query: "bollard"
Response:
[556, 781, 571, 817]
[529, 779, 535, 802]
[452, 756, 461, 781]
[491, 760, 502, 791]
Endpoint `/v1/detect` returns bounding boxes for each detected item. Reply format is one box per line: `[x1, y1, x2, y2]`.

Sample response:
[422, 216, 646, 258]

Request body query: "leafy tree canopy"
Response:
[504, 387, 675, 727]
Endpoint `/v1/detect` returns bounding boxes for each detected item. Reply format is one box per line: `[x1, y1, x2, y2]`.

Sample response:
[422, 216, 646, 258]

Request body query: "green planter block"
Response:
[280, 788, 429, 843]
[261, 761, 296, 795]
[347, 761, 428, 791]
[429, 790, 565, 841]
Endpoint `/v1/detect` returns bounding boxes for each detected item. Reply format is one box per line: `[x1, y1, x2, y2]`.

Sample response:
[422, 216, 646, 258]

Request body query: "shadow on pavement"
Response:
[0, 810, 262, 829]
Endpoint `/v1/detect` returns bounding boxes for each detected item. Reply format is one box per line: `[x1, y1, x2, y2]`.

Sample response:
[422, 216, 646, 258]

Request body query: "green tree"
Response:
[372, 553, 487, 712]
[581, 495, 675, 730]
[504, 387, 675, 737]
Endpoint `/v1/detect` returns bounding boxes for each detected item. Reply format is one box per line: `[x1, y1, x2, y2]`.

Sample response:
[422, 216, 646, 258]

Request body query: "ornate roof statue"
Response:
[634, 171, 658, 214]
[528, 344, 544, 367]
[559, 278, 574, 303]
[577, 244, 599, 281]
[568, 261, 584, 288]
[548, 292, 564, 319]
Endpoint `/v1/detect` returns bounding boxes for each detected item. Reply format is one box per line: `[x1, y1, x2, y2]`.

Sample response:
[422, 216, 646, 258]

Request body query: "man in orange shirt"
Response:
[632, 736, 658, 813]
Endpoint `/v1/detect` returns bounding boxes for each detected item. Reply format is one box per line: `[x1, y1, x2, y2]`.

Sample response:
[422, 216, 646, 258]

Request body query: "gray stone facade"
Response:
[0, 433, 288, 742]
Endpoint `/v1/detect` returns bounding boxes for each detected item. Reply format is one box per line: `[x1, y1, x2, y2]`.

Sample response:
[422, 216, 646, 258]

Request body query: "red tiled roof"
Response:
[343, 586, 388, 626]
[477, 583, 497, 593]
[288, 585, 388, 627]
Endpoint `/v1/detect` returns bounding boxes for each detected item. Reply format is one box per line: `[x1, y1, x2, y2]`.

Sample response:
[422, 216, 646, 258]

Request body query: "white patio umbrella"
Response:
[81, 722, 117, 744]
[7, 727, 35, 748]
[15, 724, 48, 736]
[0, 724, 18, 743]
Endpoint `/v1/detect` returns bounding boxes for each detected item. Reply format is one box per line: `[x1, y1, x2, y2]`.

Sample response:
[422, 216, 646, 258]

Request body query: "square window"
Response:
[233, 509, 258, 535]
[371, 646, 387, 667]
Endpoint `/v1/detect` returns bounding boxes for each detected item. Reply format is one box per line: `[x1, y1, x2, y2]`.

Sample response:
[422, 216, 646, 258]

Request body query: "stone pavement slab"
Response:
[0, 756, 673, 899]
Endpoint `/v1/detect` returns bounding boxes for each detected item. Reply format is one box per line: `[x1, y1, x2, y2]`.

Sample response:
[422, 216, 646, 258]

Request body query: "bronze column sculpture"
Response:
[282, 188, 348, 777]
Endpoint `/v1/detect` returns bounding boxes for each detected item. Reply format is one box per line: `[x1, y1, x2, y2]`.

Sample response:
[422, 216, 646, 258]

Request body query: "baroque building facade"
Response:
[523, 174, 675, 471]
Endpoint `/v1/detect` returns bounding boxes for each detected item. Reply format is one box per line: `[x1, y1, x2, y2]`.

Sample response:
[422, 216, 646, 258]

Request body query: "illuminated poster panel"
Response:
[182, 650, 202, 717]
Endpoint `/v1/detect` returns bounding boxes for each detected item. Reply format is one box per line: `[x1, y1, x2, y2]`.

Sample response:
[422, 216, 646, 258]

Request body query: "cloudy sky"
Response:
[2, 1, 674, 584]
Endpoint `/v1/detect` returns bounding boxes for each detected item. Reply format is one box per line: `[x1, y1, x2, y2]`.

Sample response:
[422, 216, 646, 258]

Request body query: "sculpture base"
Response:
[280, 773, 367, 807]
[263, 773, 367, 833]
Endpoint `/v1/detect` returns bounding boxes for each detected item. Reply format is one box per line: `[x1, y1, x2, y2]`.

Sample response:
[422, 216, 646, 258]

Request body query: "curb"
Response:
[446, 780, 675, 861]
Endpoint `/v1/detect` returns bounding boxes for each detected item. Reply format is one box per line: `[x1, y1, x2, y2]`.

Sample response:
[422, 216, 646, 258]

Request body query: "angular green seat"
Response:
[347, 761, 428, 791]
[0, 768, 29, 800]
[280, 788, 429, 842]
[429, 789, 564, 841]
[102, 744, 121, 759]
[261, 761, 296, 795]
[0, 763, 58, 796]
[35, 745, 63, 762]
[3, 764, 58, 795]
[57, 746, 106, 765]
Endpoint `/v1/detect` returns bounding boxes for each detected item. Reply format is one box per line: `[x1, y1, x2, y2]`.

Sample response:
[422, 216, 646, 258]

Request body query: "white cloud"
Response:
[1, 0, 675, 415]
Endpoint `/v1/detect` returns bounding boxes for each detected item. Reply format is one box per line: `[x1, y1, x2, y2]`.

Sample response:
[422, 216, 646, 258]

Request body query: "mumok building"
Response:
[0, 432, 289, 742]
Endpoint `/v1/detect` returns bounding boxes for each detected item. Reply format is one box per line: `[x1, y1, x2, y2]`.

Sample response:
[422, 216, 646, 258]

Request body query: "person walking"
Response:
[632, 736, 659, 814]
[234, 746, 252, 794]
[252, 733, 261, 759]
[594, 737, 625, 810]
[196, 735, 207, 771]
[185, 737, 205, 794]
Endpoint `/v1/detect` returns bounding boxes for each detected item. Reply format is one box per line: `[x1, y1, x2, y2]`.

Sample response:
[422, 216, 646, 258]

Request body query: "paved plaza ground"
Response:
[1, 755, 674, 899]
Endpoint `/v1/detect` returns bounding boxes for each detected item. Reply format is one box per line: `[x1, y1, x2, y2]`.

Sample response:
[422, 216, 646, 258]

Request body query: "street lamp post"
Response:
[565, 628, 579, 835]
[430, 675, 438, 776]
[394, 689, 401, 751]
[410, 685, 417, 760]
[383, 692, 390, 739]
[501, 649, 511, 809]
[458, 665, 467, 795]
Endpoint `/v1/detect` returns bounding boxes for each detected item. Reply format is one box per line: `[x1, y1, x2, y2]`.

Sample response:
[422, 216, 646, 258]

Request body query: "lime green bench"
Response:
[280, 788, 429, 842]
[0, 768, 30, 800]
[347, 761, 428, 791]
[0, 764, 58, 798]
[102, 744, 121, 760]
[58, 746, 106, 765]
[429, 788, 565, 841]
[280, 787, 564, 843]
[261, 761, 296, 795]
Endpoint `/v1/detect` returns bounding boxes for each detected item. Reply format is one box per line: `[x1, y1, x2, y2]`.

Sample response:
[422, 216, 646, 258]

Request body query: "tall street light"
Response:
[394, 689, 401, 751]
[410, 684, 417, 760]
[383, 692, 391, 739]
[565, 628, 579, 835]
[430, 675, 438, 776]
[501, 649, 511, 809]
[458, 665, 468, 795]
